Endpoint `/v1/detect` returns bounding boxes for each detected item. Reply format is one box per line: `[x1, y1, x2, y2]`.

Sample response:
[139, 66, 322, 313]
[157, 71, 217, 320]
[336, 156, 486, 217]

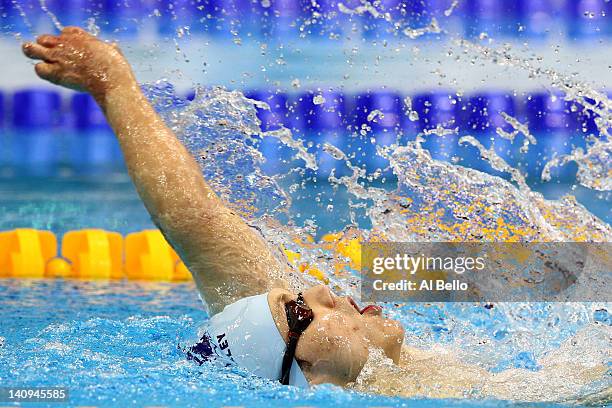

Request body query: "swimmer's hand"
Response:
[22, 27, 133, 103]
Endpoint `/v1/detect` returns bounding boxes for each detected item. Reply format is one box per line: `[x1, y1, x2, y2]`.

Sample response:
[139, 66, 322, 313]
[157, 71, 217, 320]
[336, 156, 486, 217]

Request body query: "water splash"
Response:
[336, 1, 611, 194]
[337, 1, 442, 40]
[403, 18, 442, 40]
[542, 134, 611, 191]
[338, 1, 386, 20]
[138, 76, 612, 400]
[351, 325, 611, 402]
[403, 96, 419, 122]
[444, 1, 460, 18]
[498, 112, 537, 154]
[142, 82, 318, 219]
[452, 39, 611, 191]
[38, 0, 63, 32]
[9, 0, 34, 36]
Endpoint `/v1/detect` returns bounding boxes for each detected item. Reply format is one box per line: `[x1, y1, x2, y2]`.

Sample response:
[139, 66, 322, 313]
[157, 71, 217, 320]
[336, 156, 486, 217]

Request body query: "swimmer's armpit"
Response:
[22, 27, 288, 313]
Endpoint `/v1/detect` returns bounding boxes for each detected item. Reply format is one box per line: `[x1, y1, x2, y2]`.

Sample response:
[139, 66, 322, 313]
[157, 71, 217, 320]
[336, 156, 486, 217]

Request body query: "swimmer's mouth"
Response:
[348, 296, 382, 315]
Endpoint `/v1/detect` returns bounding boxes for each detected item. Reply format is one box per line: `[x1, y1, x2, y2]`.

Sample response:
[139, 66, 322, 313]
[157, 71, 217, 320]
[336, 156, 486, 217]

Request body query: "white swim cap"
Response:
[193, 293, 309, 387]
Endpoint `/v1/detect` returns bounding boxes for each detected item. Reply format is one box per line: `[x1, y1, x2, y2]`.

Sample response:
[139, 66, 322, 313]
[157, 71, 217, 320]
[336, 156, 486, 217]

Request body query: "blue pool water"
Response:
[0, 279, 595, 408]
[1, 175, 609, 239]
[1, 175, 610, 407]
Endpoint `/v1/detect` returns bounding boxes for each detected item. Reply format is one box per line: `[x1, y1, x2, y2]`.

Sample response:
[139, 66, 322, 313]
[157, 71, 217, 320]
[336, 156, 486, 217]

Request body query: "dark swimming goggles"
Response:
[280, 292, 314, 385]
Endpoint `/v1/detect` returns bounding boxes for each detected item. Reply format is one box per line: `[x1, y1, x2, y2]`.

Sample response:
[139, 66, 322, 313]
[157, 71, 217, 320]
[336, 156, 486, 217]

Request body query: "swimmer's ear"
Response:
[296, 359, 310, 370]
[299, 359, 344, 386]
[296, 359, 315, 383]
[299, 362, 340, 386]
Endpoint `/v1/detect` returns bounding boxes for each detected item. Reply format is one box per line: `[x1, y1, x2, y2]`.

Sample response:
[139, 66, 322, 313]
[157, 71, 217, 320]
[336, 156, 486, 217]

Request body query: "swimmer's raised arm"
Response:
[22, 27, 287, 313]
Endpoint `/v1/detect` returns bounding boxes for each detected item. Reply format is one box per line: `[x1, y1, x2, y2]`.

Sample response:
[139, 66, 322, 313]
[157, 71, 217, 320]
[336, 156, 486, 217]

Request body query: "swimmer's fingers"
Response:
[34, 62, 61, 84]
[36, 34, 59, 48]
[22, 42, 56, 62]
[34, 61, 85, 92]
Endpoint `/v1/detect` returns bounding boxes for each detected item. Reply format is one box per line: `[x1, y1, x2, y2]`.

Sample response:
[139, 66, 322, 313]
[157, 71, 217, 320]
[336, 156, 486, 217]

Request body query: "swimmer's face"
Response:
[270, 285, 404, 386]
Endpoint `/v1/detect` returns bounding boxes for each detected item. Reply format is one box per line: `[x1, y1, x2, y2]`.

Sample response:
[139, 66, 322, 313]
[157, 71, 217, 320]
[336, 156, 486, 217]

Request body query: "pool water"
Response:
[0, 175, 153, 238]
[1, 278, 604, 408]
[0, 168, 611, 406]
[1, 0, 612, 404]
[0, 175, 610, 406]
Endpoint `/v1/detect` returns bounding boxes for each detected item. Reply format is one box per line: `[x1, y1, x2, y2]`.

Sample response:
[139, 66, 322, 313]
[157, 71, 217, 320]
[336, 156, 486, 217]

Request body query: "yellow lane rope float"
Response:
[0, 228, 191, 281]
[0, 228, 363, 282]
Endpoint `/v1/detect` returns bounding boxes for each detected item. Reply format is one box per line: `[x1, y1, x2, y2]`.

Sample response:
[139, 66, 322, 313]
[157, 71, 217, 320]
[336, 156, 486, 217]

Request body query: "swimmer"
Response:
[21, 26, 404, 388]
[22, 28, 610, 401]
